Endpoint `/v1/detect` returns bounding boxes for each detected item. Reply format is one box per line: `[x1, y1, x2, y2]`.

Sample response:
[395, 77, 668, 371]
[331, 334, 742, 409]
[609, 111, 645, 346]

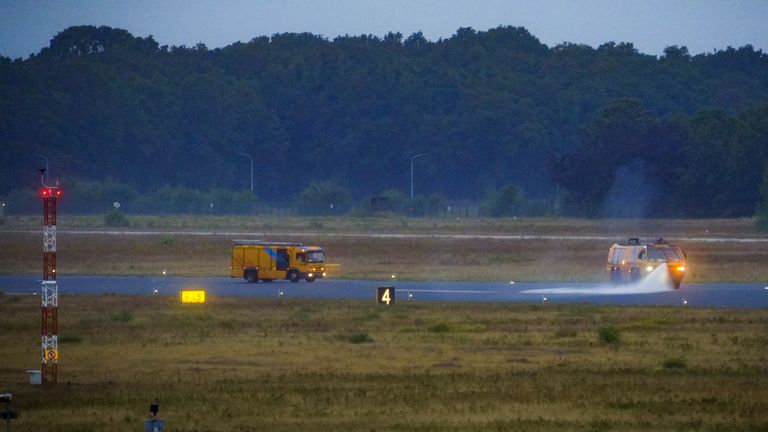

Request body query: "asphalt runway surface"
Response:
[1, 274, 767, 308]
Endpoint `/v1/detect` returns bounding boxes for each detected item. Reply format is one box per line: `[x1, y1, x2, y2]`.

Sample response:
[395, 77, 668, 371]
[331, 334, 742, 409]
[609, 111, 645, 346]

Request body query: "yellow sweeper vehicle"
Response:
[607, 238, 687, 289]
[230, 240, 331, 283]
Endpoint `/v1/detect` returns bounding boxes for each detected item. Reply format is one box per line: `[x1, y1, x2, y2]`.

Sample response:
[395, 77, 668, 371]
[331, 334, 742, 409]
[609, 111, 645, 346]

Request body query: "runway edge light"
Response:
[180, 290, 206, 304]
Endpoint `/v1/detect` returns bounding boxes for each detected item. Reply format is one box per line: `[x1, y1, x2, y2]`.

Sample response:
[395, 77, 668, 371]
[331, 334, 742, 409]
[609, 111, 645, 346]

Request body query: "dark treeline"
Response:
[1, 25, 768, 217]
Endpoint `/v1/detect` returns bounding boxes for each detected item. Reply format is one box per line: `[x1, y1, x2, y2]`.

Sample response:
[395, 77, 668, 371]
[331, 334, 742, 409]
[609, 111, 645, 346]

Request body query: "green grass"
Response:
[1, 295, 767, 431]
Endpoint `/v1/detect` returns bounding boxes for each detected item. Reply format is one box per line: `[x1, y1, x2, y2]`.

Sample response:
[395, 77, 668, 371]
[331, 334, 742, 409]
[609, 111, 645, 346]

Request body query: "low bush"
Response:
[104, 210, 129, 227]
[159, 234, 174, 246]
[59, 335, 83, 344]
[111, 310, 134, 322]
[347, 333, 374, 344]
[663, 357, 687, 369]
[598, 325, 621, 344]
[429, 323, 451, 333]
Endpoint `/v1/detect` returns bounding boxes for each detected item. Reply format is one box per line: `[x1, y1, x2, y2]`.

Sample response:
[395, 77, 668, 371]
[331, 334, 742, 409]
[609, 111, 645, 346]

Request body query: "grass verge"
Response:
[0, 294, 767, 431]
[1, 215, 767, 282]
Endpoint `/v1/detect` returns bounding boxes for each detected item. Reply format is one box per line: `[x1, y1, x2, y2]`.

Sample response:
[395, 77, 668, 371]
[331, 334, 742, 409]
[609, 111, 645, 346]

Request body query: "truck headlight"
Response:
[676, 266, 685, 272]
[646, 266, 653, 272]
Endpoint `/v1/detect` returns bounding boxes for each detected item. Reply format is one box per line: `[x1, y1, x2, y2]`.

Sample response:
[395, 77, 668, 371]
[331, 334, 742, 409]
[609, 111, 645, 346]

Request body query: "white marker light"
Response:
[391, 274, 396, 279]
[153, 289, 158, 294]
[509, 281, 515, 285]
[682, 299, 688, 305]
[279, 291, 284, 297]
[542, 296, 547, 302]
[162, 270, 167, 276]
[408, 292, 413, 299]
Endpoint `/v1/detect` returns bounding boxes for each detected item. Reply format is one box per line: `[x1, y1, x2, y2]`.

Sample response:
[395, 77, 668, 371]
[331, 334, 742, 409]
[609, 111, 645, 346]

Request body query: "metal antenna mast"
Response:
[40, 169, 61, 386]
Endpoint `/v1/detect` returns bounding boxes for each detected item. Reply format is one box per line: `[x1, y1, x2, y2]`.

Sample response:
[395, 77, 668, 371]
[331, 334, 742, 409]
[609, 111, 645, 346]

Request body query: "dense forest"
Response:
[1, 25, 767, 217]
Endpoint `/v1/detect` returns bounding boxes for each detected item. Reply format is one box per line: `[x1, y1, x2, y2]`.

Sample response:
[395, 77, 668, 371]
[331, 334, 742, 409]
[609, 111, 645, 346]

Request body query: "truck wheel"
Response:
[288, 270, 301, 283]
[306, 276, 316, 283]
[245, 270, 258, 283]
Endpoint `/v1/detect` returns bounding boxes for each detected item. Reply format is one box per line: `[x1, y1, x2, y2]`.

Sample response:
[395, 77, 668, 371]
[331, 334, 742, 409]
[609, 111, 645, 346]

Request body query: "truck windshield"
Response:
[648, 247, 684, 262]
[306, 250, 325, 263]
[647, 248, 667, 261]
[661, 248, 684, 262]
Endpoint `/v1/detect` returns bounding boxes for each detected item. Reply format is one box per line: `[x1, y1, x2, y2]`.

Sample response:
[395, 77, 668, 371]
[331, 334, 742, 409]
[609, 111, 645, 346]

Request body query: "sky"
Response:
[1, 0, 767, 59]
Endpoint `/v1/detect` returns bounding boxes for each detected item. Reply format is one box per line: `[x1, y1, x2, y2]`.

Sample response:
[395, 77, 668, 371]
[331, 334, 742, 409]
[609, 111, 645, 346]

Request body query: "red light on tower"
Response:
[40, 188, 62, 198]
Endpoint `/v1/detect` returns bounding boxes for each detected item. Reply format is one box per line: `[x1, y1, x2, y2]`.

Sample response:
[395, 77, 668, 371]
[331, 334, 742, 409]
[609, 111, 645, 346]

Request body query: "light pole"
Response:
[410, 153, 427, 199]
[237, 152, 254, 194]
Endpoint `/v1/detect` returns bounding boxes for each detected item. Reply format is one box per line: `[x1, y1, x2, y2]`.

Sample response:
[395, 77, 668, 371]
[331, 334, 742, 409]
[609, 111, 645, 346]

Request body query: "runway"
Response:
[1, 275, 766, 308]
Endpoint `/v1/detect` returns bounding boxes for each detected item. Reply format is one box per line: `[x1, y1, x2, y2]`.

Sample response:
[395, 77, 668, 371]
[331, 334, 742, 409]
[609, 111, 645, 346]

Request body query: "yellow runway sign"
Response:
[180, 290, 206, 304]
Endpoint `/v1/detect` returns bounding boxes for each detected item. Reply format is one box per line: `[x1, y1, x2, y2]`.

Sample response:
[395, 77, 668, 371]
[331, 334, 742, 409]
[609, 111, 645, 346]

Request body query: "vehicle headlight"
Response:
[646, 266, 653, 272]
[676, 266, 685, 272]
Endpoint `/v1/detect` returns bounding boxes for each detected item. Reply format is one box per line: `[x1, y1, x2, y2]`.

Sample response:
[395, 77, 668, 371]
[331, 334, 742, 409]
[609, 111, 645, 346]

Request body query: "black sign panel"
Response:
[377, 287, 395, 305]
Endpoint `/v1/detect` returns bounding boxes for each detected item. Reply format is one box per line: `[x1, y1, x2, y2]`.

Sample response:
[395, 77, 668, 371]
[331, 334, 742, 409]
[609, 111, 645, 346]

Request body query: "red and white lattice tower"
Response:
[41, 179, 61, 386]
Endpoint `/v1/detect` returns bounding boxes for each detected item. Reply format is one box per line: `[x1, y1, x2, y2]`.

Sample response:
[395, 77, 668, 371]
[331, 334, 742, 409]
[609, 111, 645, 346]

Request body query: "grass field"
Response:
[1, 214, 765, 236]
[0, 294, 766, 431]
[1, 215, 767, 282]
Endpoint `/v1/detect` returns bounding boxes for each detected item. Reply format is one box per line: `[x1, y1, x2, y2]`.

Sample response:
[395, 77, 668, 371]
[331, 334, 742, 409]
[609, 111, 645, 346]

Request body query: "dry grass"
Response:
[0, 294, 766, 431]
[1, 214, 765, 237]
[2, 228, 767, 282]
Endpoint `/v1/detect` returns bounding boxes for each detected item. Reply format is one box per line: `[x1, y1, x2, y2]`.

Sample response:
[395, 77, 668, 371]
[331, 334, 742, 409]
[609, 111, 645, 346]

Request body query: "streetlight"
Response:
[236, 152, 254, 194]
[410, 153, 427, 199]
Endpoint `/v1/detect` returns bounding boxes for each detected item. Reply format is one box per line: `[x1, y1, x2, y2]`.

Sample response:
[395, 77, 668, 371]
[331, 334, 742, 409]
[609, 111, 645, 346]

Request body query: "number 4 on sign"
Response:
[377, 287, 395, 305]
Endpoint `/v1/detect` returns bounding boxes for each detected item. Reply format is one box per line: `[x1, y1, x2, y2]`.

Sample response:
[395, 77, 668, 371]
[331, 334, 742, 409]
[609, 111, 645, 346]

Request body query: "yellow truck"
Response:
[607, 238, 687, 289]
[230, 240, 328, 283]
